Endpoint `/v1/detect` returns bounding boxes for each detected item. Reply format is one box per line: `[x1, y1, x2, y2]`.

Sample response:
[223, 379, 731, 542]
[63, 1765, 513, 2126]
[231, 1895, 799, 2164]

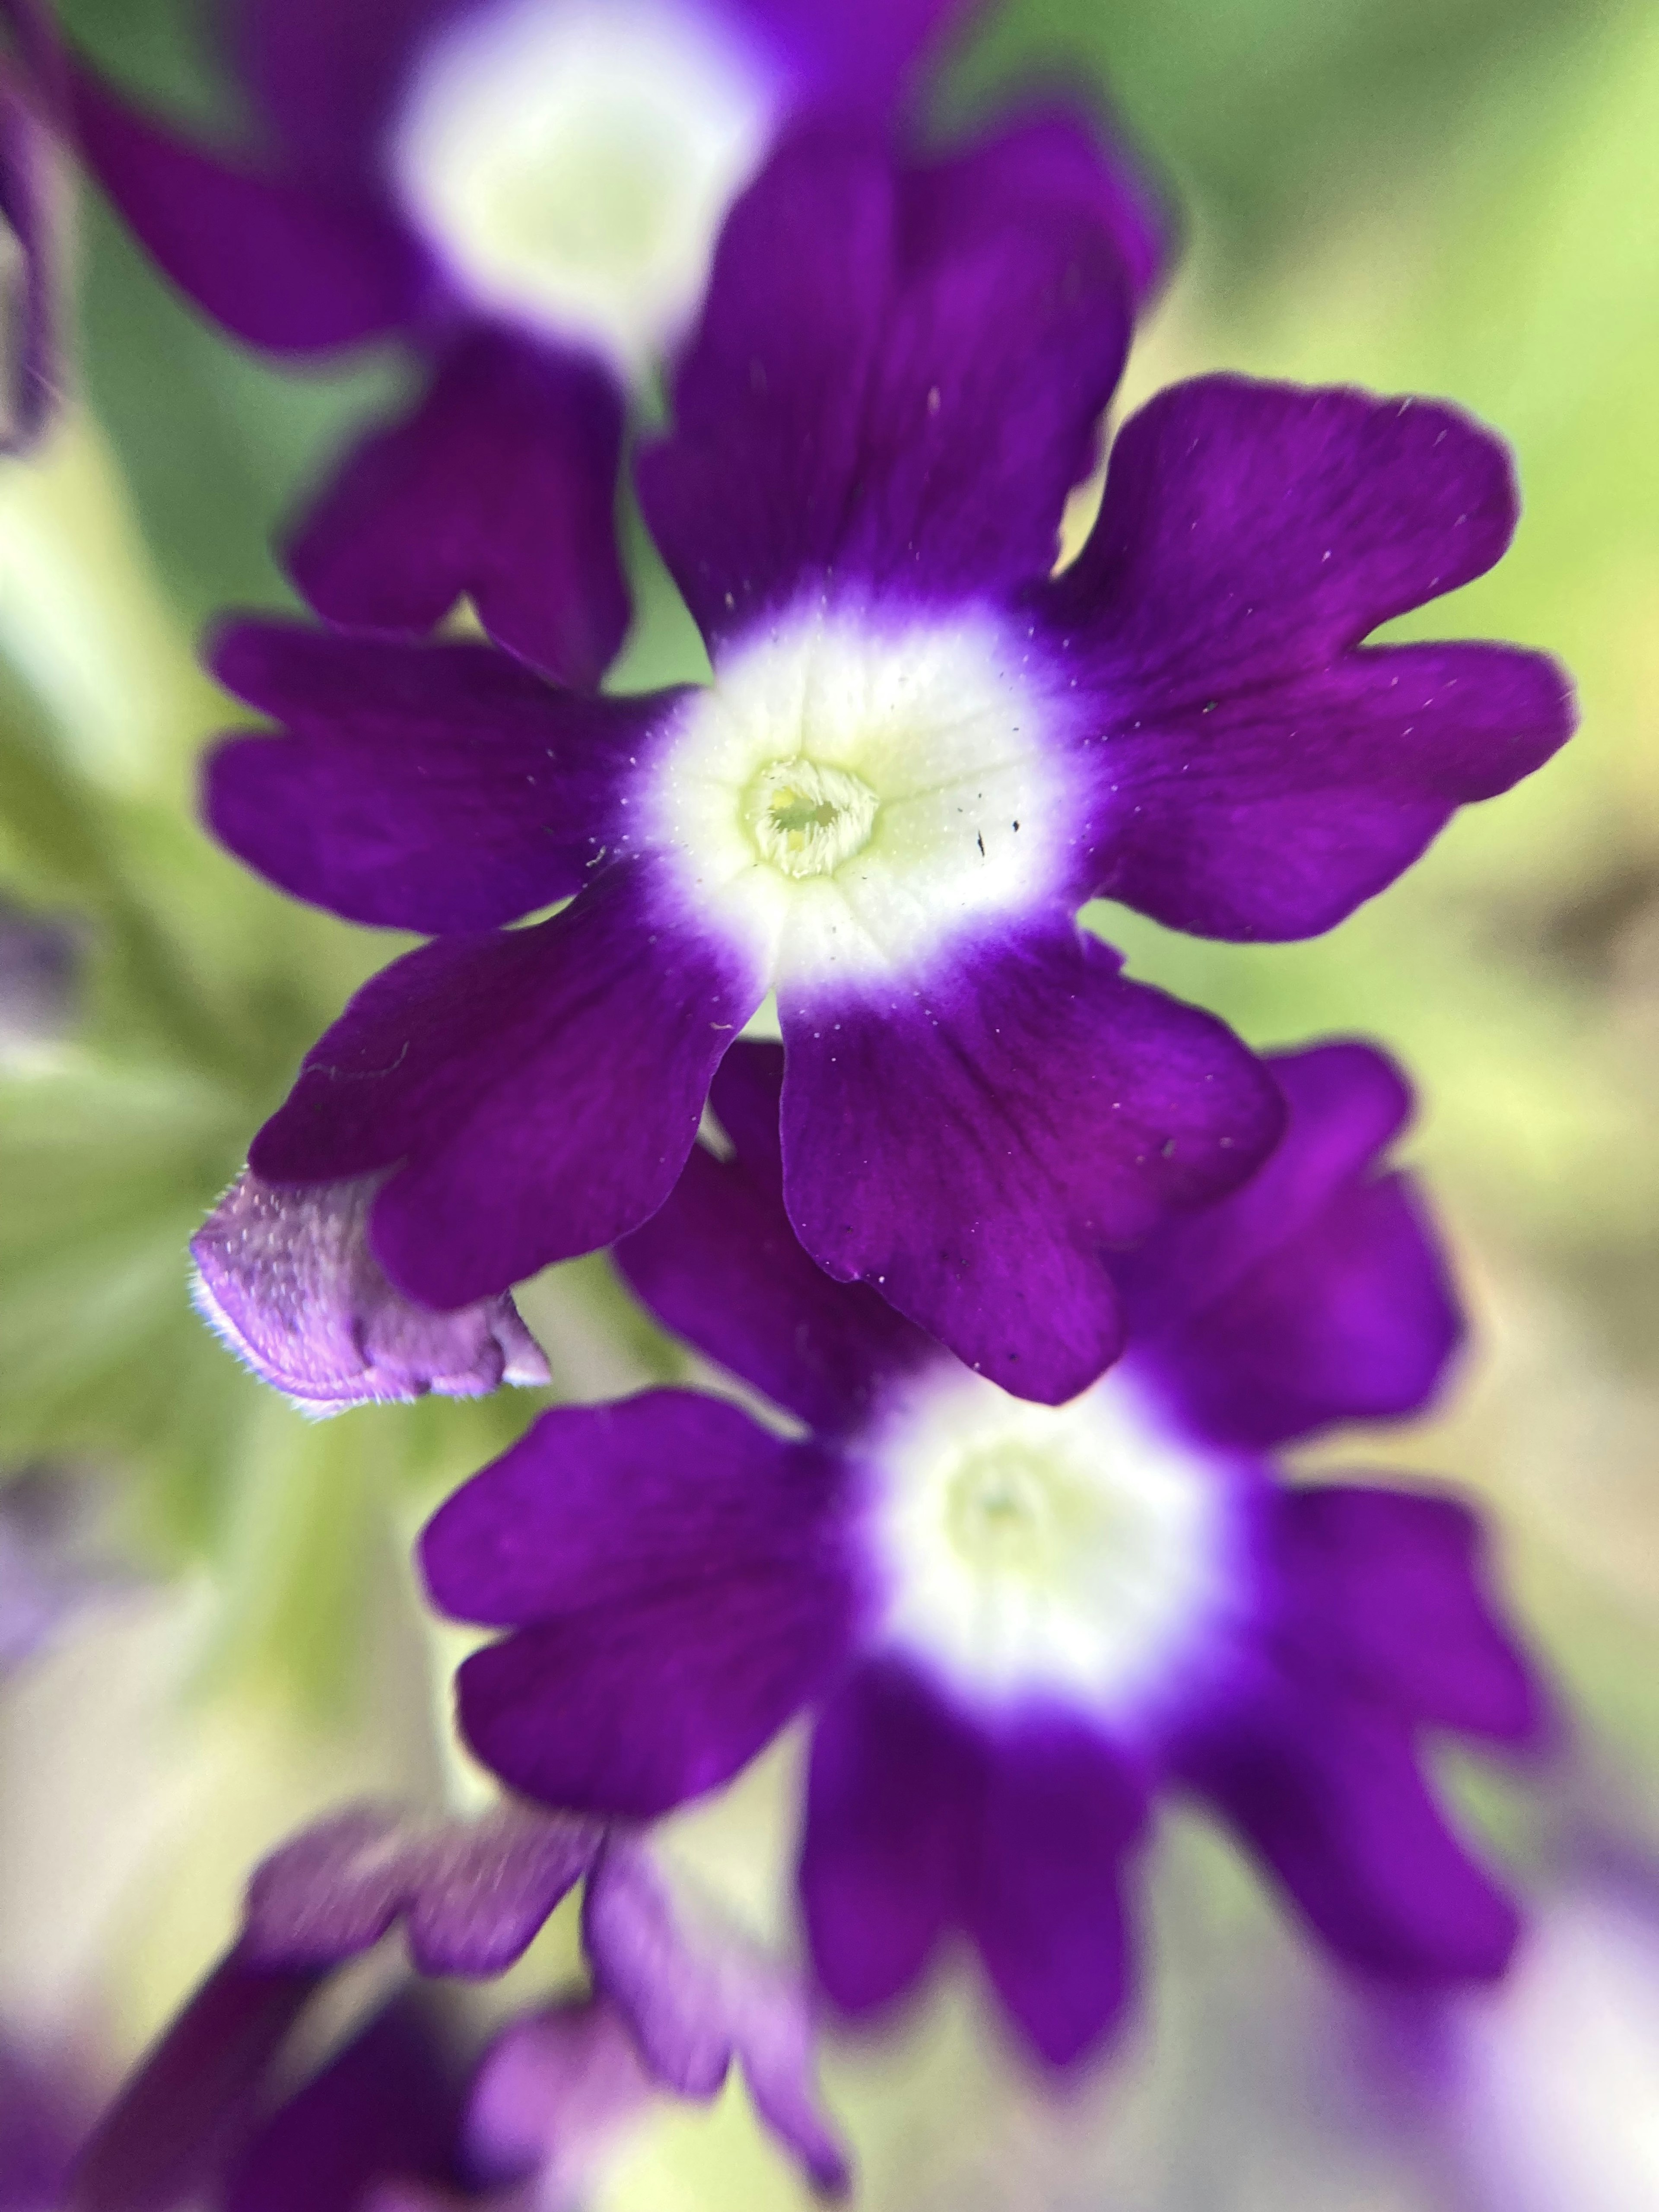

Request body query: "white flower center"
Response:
[864, 1366, 1234, 1718]
[392, 0, 777, 373]
[640, 603, 1076, 989]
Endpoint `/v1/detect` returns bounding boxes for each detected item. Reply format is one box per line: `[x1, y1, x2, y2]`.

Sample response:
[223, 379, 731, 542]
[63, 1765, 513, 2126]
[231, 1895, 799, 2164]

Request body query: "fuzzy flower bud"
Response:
[191, 1170, 550, 1414]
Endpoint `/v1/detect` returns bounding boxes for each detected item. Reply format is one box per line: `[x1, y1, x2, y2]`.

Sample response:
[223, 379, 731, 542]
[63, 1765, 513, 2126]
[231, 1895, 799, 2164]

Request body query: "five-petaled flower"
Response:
[421, 1040, 1547, 2069]
[206, 125, 1573, 1404]
[61, 0, 1160, 687]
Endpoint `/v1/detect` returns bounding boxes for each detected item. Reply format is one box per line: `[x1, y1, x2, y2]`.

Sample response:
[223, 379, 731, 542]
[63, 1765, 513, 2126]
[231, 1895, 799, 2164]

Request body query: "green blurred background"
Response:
[2, 0, 1656, 2203]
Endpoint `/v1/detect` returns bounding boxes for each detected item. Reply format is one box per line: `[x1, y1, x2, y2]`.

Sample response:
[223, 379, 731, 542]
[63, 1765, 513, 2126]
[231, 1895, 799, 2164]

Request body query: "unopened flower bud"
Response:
[191, 1170, 550, 1414]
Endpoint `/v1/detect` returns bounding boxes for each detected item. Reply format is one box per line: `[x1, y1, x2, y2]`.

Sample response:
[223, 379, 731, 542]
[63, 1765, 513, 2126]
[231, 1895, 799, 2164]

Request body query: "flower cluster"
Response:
[425, 1040, 1545, 2066]
[22, 0, 1583, 2196]
[195, 117, 1570, 1403]
[74, 1799, 849, 2205]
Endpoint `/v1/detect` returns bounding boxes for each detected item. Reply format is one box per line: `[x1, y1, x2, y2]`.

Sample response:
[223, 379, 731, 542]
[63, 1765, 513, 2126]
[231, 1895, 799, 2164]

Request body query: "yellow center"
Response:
[744, 758, 880, 880]
[479, 114, 680, 275]
[944, 1444, 1096, 1582]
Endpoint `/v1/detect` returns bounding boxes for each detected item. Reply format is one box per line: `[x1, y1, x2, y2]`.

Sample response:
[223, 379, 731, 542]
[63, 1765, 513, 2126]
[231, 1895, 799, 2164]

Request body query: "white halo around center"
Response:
[639, 601, 1078, 991]
[862, 1363, 1236, 1719]
[393, 0, 779, 373]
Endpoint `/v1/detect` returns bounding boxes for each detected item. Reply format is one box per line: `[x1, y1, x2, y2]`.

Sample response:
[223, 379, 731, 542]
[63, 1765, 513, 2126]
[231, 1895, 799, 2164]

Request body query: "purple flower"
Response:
[1427, 1847, 1659, 2212]
[464, 1839, 852, 2201]
[0, 897, 80, 1055]
[1, 1, 65, 454]
[75, 1796, 847, 2205]
[191, 1169, 550, 1414]
[208, 127, 1573, 1405]
[1275, 1819, 1659, 2212]
[0, 1466, 134, 1675]
[50, 0, 1110, 686]
[464, 1997, 659, 2211]
[421, 1039, 1548, 2069]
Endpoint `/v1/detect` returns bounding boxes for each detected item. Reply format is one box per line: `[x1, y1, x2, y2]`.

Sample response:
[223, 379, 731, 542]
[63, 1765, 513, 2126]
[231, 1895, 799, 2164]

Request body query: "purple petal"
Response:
[583, 1837, 850, 2193]
[1157, 1175, 1458, 1446]
[800, 1659, 980, 2019]
[1176, 1685, 1522, 1984]
[0, 0, 57, 82]
[422, 1392, 861, 1816]
[1042, 377, 1575, 940]
[737, 0, 983, 117]
[424, 1394, 840, 1626]
[229, 0, 458, 180]
[243, 1799, 603, 1978]
[969, 1712, 1145, 2069]
[901, 101, 1173, 310]
[639, 123, 1131, 644]
[224, 1994, 468, 2212]
[0, 59, 61, 453]
[66, 58, 423, 352]
[1118, 1042, 1462, 1446]
[803, 1668, 1147, 2068]
[248, 868, 760, 1309]
[1116, 1040, 1414, 1323]
[206, 620, 665, 933]
[1265, 1484, 1545, 1745]
[0, 2030, 83, 2211]
[191, 1170, 550, 1413]
[70, 1949, 324, 2212]
[0, 1467, 132, 1674]
[779, 926, 1285, 1405]
[1058, 374, 1526, 672]
[221, 1991, 469, 2212]
[0, 1506, 76, 1673]
[465, 1997, 651, 2197]
[1091, 647, 1575, 942]
[618, 1043, 938, 1434]
[285, 329, 629, 688]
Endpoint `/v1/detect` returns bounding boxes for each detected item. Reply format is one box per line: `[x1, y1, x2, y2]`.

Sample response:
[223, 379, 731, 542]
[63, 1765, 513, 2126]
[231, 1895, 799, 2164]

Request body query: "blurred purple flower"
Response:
[74, 1796, 847, 2207]
[204, 123, 1572, 1406]
[0, 898, 80, 1053]
[0, 1467, 134, 1676]
[0, 1, 64, 453]
[240, 1797, 605, 1977]
[580, 1835, 849, 2192]
[1341, 1830, 1659, 2212]
[455, 1840, 855, 2202]
[190, 1170, 550, 1414]
[423, 1039, 1548, 2069]
[47, 0, 1096, 688]
[464, 1996, 658, 2212]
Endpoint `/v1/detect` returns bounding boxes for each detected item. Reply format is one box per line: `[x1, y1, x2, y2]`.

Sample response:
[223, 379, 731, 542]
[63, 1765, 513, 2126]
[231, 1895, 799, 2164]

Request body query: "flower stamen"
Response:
[745, 758, 879, 879]
[947, 1446, 1065, 1576]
